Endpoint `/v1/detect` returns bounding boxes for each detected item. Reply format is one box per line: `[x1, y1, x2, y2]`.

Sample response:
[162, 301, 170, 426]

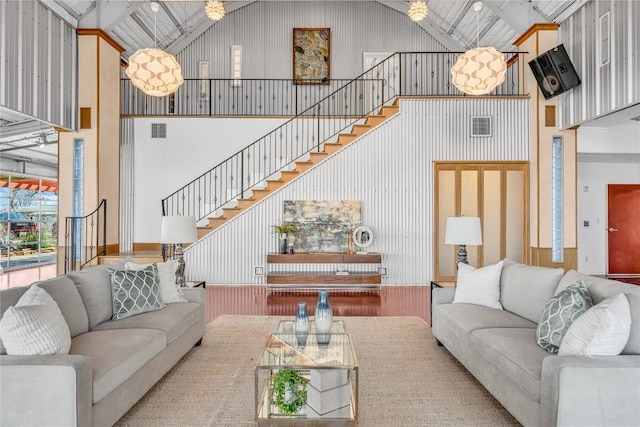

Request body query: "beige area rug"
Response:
[115, 315, 520, 426]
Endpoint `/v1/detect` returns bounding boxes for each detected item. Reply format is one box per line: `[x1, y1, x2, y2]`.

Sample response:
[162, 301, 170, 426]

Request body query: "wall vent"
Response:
[151, 123, 167, 138]
[471, 116, 492, 137]
[599, 12, 610, 67]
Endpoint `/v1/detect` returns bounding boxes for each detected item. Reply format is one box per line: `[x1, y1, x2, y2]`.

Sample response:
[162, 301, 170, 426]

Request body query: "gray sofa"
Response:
[0, 261, 206, 426]
[432, 261, 640, 427]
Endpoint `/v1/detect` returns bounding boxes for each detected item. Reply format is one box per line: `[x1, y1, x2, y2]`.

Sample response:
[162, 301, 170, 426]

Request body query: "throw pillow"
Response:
[0, 285, 71, 355]
[108, 264, 165, 320]
[125, 261, 187, 304]
[453, 260, 504, 310]
[536, 281, 593, 353]
[559, 293, 631, 356]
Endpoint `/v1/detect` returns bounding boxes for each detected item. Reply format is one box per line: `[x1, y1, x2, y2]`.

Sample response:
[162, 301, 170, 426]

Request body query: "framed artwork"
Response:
[292, 28, 330, 85]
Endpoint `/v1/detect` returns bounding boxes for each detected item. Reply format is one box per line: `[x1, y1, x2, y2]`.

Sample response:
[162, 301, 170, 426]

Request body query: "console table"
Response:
[266, 253, 382, 290]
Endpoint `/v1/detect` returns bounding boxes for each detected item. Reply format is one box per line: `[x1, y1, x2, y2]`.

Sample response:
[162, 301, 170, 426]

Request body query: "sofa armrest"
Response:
[0, 354, 93, 426]
[541, 355, 640, 427]
[433, 287, 455, 305]
[182, 287, 205, 304]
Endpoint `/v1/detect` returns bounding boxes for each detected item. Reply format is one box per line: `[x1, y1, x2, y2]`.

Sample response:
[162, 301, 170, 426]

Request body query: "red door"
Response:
[608, 184, 640, 275]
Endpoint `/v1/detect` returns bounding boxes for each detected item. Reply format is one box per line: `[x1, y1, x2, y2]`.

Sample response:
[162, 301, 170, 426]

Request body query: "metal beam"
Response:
[130, 12, 156, 46]
[0, 141, 59, 154]
[160, 2, 184, 37]
[166, 1, 255, 54]
[482, 0, 549, 35]
[447, 0, 474, 35]
[37, 0, 78, 27]
[479, 15, 500, 42]
[552, 0, 588, 22]
[377, 1, 466, 52]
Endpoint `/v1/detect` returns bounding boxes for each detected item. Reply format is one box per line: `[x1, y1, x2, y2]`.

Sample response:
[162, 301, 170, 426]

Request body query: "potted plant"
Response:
[272, 368, 307, 415]
[272, 223, 296, 254]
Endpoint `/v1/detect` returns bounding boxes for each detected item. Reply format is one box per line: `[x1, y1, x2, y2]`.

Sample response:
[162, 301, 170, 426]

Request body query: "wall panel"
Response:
[559, 0, 639, 128]
[0, 0, 77, 130]
[177, 1, 446, 80]
[185, 98, 529, 285]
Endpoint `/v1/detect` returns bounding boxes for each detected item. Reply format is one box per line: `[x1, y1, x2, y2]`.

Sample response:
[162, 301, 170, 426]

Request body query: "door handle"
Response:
[608, 227, 618, 232]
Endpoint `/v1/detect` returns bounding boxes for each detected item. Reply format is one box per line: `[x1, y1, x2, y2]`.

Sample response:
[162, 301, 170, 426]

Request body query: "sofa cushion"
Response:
[69, 328, 166, 403]
[433, 302, 536, 345]
[68, 259, 129, 329]
[500, 259, 564, 323]
[93, 302, 202, 344]
[0, 287, 30, 354]
[537, 281, 593, 353]
[33, 275, 89, 338]
[470, 328, 548, 401]
[108, 265, 164, 320]
[0, 285, 71, 355]
[559, 293, 632, 356]
[557, 270, 640, 355]
[453, 261, 504, 309]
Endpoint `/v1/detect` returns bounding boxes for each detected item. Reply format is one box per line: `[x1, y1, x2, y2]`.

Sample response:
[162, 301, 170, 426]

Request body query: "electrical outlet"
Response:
[584, 256, 588, 262]
[583, 220, 590, 227]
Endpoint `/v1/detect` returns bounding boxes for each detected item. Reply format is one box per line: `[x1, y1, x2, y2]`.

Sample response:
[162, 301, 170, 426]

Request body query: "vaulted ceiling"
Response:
[2, 0, 587, 174]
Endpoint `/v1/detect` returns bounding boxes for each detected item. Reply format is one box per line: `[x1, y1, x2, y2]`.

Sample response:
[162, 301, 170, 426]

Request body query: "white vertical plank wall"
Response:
[120, 118, 135, 253]
[185, 98, 530, 285]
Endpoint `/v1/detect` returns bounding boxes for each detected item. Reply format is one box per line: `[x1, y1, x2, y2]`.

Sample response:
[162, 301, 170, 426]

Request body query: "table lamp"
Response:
[444, 216, 482, 266]
[160, 215, 197, 287]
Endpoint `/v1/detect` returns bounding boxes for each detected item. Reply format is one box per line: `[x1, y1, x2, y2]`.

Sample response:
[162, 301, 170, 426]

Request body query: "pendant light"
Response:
[450, 2, 507, 95]
[408, 1, 428, 22]
[205, 0, 225, 21]
[126, 1, 184, 97]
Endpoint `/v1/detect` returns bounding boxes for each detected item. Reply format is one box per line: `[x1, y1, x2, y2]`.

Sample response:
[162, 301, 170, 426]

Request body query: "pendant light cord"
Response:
[154, 12, 157, 48]
[476, 7, 479, 48]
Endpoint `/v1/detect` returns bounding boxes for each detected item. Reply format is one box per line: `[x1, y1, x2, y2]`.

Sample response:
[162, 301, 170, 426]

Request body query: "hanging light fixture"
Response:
[450, 1, 507, 95]
[38, 134, 47, 149]
[205, 0, 225, 21]
[407, 1, 428, 22]
[125, 1, 184, 97]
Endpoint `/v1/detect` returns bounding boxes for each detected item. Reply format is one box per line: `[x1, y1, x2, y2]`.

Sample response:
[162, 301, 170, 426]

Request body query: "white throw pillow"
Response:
[559, 293, 631, 356]
[453, 260, 504, 310]
[0, 285, 71, 355]
[125, 261, 187, 303]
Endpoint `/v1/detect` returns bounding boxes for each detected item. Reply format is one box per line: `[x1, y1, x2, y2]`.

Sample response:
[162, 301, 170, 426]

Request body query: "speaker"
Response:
[528, 44, 581, 100]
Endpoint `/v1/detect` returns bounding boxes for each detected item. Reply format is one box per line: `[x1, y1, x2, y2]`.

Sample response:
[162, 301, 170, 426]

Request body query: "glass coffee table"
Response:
[255, 320, 359, 422]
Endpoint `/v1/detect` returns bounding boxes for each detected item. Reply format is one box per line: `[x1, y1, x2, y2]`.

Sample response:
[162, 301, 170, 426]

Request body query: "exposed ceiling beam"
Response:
[481, 0, 549, 35]
[447, 0, 474, 35]
[166, 1, 255, 54]
[0, 120, 52, 139]
[51, 0, 81, 21]
[376, 1, 466, 52]
[553, 0, 588, 22]
[160, 2, 185, 37]
[37, 0, 78, 27]
[0, 142, 59, 154]
[479, 15, 500, 43]
[130, 12, 157, 47]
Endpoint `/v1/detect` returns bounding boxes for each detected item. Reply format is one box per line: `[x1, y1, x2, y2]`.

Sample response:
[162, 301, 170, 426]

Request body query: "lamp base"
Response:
[174, 244, 186, 287]
[457, 244, 469, 267]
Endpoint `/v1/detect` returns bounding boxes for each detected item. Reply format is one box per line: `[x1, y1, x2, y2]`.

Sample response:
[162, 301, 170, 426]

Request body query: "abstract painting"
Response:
[283, 200, 361, 253]
[293, 28, 330, 85]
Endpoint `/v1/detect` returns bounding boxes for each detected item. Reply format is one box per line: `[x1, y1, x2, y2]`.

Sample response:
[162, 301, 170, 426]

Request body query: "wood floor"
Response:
[204, 285, 431, 325]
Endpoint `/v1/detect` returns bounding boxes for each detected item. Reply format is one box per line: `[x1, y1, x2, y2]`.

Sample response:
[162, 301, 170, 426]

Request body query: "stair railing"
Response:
[161, 51, 524, 223]
[64, 199, 107, 272]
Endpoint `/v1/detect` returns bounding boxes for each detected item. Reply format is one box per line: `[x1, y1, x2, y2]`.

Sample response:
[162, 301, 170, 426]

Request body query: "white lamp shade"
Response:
[408, 1, 428, 22]
[205, 0, 225, 21]
[450, 46, 507, 95]
[444, 217, 482, 246]
[160, 216, 197, 244]
[126, 48, 184, 97]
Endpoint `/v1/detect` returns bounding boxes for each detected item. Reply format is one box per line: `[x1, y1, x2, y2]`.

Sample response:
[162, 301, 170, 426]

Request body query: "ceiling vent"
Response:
[471, 116, 492, 137]
[151, 123, 167, 138]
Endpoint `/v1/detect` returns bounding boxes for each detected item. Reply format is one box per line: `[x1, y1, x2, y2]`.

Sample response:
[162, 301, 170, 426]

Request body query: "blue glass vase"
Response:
[315, 290, 333, 345]
[294, 302, 309, 345]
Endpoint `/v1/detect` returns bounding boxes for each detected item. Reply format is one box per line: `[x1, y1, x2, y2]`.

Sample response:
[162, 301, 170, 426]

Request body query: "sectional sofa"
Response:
[432, 260, 640, 426]
[0, 260, 206, 426]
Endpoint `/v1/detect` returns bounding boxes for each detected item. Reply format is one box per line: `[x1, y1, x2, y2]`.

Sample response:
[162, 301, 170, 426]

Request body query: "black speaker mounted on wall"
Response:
[528, 44, 581, 100]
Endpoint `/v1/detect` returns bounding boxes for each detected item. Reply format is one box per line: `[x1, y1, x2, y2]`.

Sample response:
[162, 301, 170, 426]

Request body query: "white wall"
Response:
[133, 117, 287, 242]
[576, 121, 640, 274]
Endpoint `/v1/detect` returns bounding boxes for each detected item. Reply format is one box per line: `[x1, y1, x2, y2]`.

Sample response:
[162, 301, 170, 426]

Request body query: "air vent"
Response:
[600, 12, 610, 66]
[471, 116, 492, 137]
[151, 123, 167, 138]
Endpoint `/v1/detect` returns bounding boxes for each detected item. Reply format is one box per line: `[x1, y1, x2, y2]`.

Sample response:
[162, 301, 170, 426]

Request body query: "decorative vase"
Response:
[279, 233, 288, 254]
[294, 302, 309, 345]
[315, 290, 333, 345]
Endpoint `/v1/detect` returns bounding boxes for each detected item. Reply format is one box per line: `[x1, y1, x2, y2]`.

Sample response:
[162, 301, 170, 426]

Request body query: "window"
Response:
[551, 137, 564, 263]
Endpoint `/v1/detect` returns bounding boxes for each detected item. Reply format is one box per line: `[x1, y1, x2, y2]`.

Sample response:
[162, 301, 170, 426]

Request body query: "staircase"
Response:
[195, 103, 399, 238]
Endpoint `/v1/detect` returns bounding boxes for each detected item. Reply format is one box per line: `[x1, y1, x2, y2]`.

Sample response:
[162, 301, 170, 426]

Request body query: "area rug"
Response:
[115, 315, 520, 426]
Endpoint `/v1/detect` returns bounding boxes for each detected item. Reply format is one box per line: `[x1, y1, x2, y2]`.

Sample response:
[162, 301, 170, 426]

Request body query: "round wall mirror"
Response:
[353, 226, 374, 251]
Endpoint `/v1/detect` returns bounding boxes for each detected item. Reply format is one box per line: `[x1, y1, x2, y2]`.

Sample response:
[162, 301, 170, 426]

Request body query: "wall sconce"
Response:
[231, 45, 242, 87]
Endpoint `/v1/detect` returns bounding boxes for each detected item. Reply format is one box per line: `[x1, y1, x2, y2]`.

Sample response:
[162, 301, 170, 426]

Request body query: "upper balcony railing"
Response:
[122, 51, 526, 117]
[158, 51, 526, 223]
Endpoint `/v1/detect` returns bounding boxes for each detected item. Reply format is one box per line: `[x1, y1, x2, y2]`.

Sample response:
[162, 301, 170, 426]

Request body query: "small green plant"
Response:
[272, 223, 296, 235]
[272, 368, 307, 415]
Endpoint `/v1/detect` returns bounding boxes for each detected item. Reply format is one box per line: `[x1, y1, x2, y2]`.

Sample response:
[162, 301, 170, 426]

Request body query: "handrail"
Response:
[64, 199, 107, 272]
[161, 51, 525, 223]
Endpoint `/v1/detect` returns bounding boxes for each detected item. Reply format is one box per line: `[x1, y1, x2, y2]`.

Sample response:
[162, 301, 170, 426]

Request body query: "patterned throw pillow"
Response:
[108, 264, 165, 320]
[537, 281, 593, 353]
[125, 261, 187, 304]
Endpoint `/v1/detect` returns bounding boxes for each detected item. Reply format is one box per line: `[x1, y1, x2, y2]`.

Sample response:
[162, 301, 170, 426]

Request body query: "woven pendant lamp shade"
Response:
[408, 1, 428, 22]
[126, 48, 184, 97]
[205, 0, 225, 21]
[450, 46, 507, 95]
